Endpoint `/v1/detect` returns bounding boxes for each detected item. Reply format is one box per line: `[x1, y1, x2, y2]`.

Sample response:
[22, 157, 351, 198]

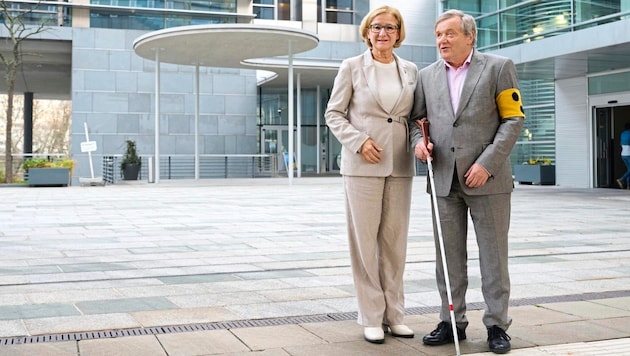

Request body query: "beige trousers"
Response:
[343, 175, 413, 327]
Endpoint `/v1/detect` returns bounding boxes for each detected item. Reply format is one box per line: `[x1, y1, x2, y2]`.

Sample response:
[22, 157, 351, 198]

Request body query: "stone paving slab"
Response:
[157, 329, 251, 355]
[0, 177, 629, 355]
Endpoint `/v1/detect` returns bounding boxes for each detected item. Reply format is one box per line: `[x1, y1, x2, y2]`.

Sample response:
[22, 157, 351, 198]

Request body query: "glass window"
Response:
[258, 91, 287, 126]
[277, 0, 301, 20]
[575, 0, 620, 24]
[88, 0, 236, 29]
[254, 0, 301, 21]
[589, 72, 630, 95]
[477, 15, 498, 49]
[517, 1, 572, 40]
[293, 0, 302, 21]
[442, 0, 493, 17]
[3, 1, 64, 25]
[278, 0, 290, 20]
[498, 8, 516, 43]
[253, 6, 275, 20]
[92, 0, 235, 10]
[317, 0, 354, 24]
[511, 78, 556, 166]
[327, 0, 353, 9]
[90, 10, 235, 30]
[499, 0, 520, 6]
[253, 0, 274, 20]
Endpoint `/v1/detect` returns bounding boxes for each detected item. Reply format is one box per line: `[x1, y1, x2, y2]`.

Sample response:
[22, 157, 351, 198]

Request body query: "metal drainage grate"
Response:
[1, 289, 629, 346]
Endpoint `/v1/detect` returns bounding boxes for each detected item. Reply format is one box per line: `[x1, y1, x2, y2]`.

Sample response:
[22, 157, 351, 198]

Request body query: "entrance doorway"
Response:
[261, 125, 292, 172]
[593, 105, 630, 188]
[261, 125, 340, 174]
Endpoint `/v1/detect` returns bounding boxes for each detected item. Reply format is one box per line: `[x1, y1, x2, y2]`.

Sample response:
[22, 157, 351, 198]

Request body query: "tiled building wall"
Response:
[70, 27, 259, 182]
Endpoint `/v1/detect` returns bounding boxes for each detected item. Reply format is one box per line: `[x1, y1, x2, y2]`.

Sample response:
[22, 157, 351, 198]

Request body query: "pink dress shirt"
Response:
[445, 50, 473, 114]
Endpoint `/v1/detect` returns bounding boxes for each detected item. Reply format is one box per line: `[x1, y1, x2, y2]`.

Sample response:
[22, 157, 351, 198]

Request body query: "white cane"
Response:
[420, 119, 461, 356]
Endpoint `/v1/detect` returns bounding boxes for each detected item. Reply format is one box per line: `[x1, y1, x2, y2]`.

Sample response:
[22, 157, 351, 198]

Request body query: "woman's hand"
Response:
[360, 138, 383, 164]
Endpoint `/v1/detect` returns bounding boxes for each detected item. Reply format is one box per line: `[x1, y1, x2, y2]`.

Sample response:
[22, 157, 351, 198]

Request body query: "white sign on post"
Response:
[78, 122, 104, 186]
[81, 141, 97, 153]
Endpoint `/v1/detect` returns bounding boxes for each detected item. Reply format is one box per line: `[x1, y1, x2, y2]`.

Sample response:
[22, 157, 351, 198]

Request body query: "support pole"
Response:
[288, 40, 294, 184]
[83, 122, 95, 179]
[297, 72, 301, 178]
[154, 50, 161, 183]
[316, 85, 321, 174]
[23, 92, 33, 159]
[195, 63, 200, 180]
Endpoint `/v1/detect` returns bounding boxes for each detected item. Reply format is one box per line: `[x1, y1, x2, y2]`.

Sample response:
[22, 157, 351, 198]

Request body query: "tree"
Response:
[0, 0, 48, 183]
[1, 96, 71, 154]
[34, 100, 71, 154]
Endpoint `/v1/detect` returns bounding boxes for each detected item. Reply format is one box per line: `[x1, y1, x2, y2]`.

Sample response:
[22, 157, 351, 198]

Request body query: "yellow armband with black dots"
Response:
[496, 88, 525, 119]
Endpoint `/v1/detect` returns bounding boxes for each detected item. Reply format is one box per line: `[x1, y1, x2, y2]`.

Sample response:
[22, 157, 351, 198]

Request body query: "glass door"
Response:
[261, 125, 291, 172]
[594, 107, 613, 188]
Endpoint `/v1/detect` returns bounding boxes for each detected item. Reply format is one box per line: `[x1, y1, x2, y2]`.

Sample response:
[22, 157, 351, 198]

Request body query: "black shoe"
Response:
[422, 321, 466, 346]
[487, 325, 511, 354]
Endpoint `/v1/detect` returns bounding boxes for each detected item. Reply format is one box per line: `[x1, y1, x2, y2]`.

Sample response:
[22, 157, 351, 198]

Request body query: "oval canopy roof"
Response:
[133, 23, 319, 69]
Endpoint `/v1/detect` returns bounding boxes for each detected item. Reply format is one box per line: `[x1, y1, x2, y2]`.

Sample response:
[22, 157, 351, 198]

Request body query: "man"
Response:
[410, 9, 524, 354]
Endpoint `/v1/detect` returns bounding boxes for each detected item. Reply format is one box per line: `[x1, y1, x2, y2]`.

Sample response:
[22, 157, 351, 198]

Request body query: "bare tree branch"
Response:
[1, 0, 49, 182]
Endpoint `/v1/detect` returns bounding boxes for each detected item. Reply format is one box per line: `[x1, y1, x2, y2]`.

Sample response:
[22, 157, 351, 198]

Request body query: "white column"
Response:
[195, 64, 200, 180]
[297, 72, 302, 178]
[288, 41, 294, 184]
[316, 85, 321, 174]
[154, 50, 161, 183]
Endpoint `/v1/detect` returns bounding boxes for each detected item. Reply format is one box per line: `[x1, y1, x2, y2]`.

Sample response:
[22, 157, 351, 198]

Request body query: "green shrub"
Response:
[22, 158, 75, 172]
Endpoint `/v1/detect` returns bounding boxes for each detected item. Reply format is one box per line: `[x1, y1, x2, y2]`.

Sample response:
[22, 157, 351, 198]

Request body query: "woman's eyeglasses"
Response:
[369, 24, 399, 34]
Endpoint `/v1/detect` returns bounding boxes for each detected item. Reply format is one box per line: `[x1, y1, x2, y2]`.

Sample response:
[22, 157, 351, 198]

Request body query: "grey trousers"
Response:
[433, 176, 512, 330]
[343, 175, 413, 327]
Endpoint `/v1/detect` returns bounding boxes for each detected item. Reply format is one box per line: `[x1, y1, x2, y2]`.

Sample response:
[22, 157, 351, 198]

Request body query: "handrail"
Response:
[101, 153, 280, 183]
[1, 153, 279, 184]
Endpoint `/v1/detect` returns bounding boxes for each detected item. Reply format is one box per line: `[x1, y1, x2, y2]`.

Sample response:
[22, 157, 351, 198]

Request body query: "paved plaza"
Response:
[0, 176, 629, 355]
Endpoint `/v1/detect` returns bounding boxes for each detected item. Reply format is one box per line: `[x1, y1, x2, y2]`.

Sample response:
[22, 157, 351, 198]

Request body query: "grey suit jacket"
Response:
[410, 49, 525, 196]
[326, 50, 418, 177]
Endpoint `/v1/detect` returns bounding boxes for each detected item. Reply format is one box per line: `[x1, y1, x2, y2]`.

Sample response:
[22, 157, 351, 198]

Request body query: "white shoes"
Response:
[384, 324, 415, 338]
[364, 324, 414, 344]
[364, 327, 385, 344]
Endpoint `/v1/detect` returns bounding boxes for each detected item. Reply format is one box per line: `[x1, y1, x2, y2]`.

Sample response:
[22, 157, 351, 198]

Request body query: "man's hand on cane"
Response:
[414, 119, 433, 162]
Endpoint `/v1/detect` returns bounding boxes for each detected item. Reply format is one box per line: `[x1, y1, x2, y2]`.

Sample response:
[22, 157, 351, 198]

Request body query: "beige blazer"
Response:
[325, 50, 418, 177]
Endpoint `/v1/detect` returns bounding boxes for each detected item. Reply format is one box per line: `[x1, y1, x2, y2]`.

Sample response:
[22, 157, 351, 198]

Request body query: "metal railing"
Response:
[102, 154, 279, 184]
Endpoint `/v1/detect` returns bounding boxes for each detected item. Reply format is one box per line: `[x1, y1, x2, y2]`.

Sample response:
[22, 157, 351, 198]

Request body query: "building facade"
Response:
[1, 0, 436, 183]
[441, 0, 630, 188]
[2, 1, 630, 187]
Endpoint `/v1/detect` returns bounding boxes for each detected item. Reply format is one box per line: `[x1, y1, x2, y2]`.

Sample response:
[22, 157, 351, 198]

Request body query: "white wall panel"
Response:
[369, 0, 437, 46]
[556, 77, 590, 187]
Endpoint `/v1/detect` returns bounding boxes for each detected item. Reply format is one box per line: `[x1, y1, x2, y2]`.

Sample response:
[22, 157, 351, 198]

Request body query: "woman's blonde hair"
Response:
[359, 5, 406, 49]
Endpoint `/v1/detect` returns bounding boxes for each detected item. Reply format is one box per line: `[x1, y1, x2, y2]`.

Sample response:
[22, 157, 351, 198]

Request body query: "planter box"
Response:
[27, 168, 71, 187]
[122, 163, 140, 180]
[513, 165, 555, 185]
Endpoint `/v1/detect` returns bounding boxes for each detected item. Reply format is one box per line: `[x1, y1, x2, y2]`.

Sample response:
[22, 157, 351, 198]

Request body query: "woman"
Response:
[325, 5, 418, 344]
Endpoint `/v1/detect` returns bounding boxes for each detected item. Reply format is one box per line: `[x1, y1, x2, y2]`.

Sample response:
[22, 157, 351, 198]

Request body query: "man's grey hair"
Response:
[436, 9, 477, 47]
